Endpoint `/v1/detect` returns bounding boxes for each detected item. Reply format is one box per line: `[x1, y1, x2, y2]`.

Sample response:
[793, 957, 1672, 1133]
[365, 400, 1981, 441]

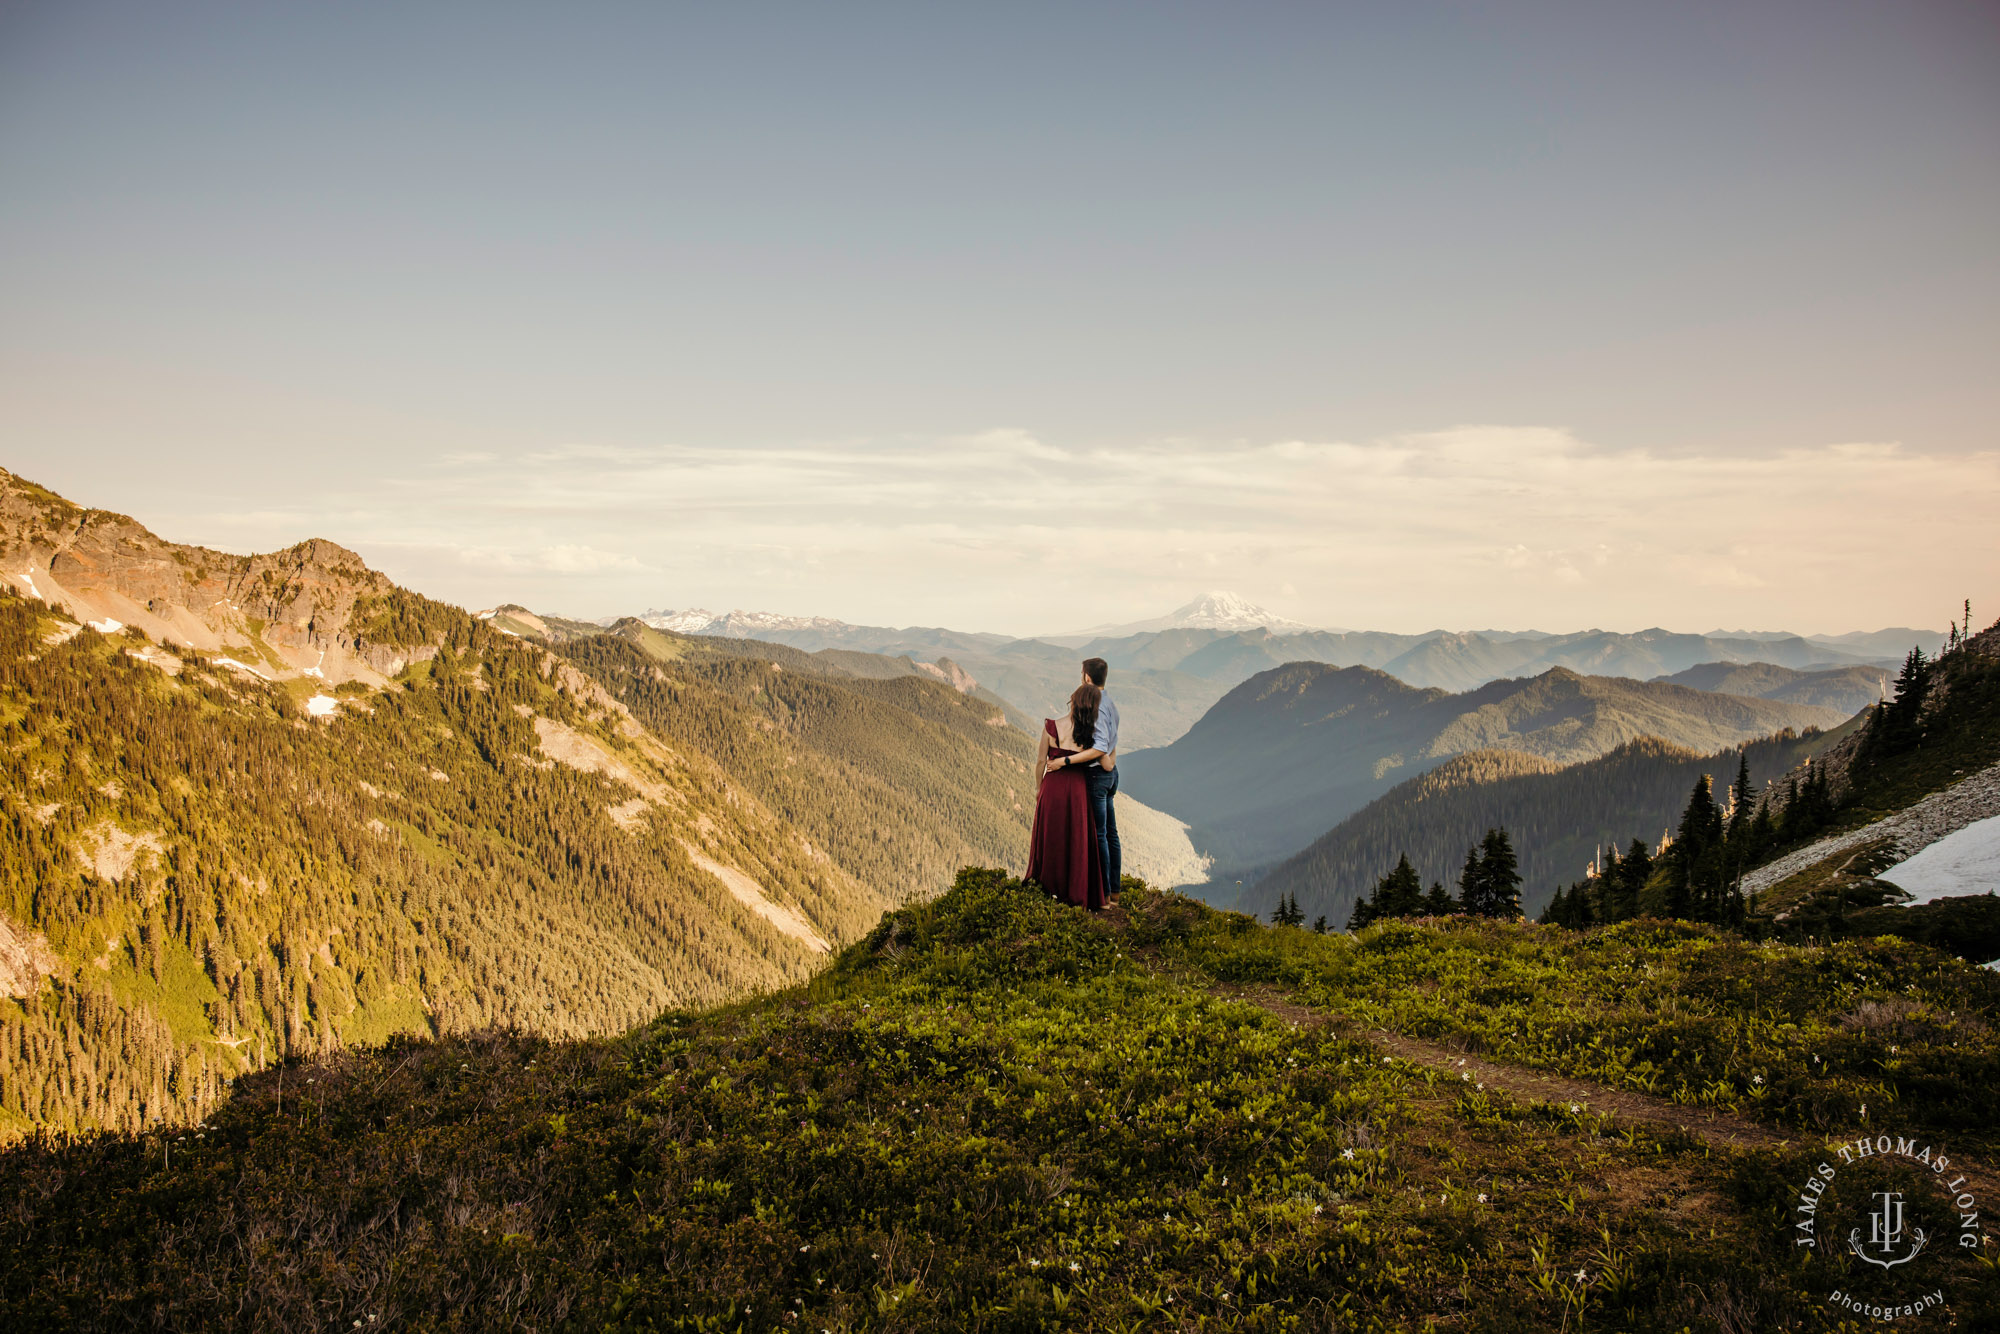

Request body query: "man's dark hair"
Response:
[1082, 657, 1108, 687]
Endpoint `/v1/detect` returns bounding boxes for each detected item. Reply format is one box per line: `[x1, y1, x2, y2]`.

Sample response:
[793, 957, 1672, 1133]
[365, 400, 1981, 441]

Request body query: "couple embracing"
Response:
[1025, 656, 1121, 910]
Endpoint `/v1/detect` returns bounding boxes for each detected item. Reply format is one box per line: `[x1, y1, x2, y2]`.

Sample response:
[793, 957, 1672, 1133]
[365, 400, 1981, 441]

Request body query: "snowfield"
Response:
[305, 694, 339, 717]
[1879, 813, 2000, 906]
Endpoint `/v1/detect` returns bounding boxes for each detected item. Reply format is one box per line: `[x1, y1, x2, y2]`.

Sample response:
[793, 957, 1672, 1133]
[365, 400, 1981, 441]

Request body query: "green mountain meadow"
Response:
[4, 872, 1995, 1331]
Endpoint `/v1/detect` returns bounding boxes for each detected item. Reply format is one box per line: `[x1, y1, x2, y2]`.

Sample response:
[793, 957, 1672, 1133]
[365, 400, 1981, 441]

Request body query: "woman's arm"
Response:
[1033, 727, 1050, 785]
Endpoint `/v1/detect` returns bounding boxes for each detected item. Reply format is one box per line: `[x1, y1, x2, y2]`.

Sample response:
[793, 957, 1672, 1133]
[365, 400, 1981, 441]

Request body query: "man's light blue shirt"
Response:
[1093, 695, 1119, 758]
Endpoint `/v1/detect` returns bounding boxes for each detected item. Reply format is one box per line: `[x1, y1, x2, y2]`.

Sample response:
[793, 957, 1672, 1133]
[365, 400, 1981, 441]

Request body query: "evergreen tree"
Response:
[1665, 774, 1723, 920]
[1609, 838, 1652, 922]
[1867, 647, 1934, 759]
[1456, 843, 1484, 915]
[1456, 829, 1522, 919]
[1349, 854, 1426, 927]
[1728, 752, 1754, 841]
[1478, 828, 1523, 919]
[1376, 854, 1424, 919]
[1422, 880, 1456, 916]
[1347, 895, 1374, 931]
[1311, 915, 1327, 933]
[1542, 879, 1596, 929]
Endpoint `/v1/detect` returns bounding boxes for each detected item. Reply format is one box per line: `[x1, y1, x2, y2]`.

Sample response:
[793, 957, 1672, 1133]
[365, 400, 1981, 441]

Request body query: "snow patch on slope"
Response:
[1879, 814, 2000, 906]
[1741, 759, 2000, 897]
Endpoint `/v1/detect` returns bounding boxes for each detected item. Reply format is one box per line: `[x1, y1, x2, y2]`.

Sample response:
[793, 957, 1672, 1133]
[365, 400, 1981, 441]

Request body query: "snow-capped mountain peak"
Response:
[1163, 591, 1307, 632]
[1068, 591, 1318, 638]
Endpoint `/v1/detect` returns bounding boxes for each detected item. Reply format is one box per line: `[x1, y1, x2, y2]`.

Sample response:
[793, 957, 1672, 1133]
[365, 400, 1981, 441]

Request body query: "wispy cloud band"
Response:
[183, 427, 1998, 635]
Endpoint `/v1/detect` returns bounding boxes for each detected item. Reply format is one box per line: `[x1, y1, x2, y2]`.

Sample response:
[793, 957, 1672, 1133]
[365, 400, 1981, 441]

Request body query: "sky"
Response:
[2, 0, 1996, 637]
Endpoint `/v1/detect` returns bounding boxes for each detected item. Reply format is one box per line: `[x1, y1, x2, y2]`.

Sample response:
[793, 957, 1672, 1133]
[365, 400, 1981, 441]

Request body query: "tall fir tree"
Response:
[1456, 843, 1484, 915]
[1728, 752, 1754, 841]
[1478, 827, 1523, 919]
[1350, 854, 1425, 928]
[1422, 880, 1456, 916]
[1611, 837, 1652, 921]
[1666, 774, 1723, 920]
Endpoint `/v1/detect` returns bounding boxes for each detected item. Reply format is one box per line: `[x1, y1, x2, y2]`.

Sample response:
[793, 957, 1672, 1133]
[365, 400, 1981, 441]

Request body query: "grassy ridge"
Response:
[4, 873, 1995, 1331]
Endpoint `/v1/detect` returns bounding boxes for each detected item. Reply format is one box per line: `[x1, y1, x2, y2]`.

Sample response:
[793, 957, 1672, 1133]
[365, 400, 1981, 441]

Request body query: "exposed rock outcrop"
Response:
[0, 913, 59, 999]
[1, 466, 451, 686]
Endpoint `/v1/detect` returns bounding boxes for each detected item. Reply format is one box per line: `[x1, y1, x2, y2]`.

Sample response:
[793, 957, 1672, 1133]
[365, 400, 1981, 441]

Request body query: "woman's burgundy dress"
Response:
[1025, 719, 1107, 910]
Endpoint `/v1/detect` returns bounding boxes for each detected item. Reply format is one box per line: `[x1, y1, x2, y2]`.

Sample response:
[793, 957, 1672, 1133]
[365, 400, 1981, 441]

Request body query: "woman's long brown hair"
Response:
[1068, 683, 1101, 756]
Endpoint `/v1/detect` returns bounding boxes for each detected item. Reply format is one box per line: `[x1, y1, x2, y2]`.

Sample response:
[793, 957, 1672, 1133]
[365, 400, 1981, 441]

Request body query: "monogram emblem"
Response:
[1847, 1191, 1928, 1270]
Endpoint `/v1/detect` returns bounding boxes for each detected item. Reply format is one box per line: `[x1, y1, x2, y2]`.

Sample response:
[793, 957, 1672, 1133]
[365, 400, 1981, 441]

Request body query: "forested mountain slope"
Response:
[619, 618, 1236, 750]
[0, 587, 883, 1140]
[558, 625, 1037, 904]
[1250, 729, 1838, 926]
[1119, 660, 1849, 869]
[551, 624, 1207, 894]
[1, 469, 995, 1138]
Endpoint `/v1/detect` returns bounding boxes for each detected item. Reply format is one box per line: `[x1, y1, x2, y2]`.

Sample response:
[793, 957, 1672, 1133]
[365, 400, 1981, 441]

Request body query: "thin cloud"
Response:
[170, 428, 1997, 634]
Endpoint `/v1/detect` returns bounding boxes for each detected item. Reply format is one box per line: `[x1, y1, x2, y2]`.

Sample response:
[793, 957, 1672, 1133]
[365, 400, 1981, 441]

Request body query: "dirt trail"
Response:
[1203, 978, 2000, 1207]
[1208, 981, 1793, 1150]
[1100, 900, 1999, 1199]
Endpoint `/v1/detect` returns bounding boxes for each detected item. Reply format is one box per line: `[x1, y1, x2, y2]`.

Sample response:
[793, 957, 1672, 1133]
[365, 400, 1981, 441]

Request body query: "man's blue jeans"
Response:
[1083, 764, 1121, 898]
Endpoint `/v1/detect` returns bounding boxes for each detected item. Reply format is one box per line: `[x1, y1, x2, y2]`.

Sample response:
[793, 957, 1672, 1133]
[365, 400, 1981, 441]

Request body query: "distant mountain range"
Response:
[1652, 661, 1891, 715]
[1116, 660, 1853, 873]
[594, 592, 1937, 749]
[1244, 728, 1848, 925]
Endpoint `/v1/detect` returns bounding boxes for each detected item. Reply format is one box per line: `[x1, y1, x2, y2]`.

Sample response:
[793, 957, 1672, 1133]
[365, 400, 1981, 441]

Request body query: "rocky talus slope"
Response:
[1740, 759, 2000, 896]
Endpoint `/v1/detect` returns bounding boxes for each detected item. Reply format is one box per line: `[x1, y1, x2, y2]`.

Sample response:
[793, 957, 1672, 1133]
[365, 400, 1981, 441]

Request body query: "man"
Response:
[1057, 656, 1120, 901]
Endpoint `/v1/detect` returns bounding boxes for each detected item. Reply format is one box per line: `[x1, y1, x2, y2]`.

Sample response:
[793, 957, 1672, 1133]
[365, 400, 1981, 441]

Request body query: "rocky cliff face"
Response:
[0, 467, 436, 685]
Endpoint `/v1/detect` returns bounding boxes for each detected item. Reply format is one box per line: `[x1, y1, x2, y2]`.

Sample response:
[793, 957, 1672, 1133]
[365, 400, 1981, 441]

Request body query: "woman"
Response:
[1025, 682, 1108, 910]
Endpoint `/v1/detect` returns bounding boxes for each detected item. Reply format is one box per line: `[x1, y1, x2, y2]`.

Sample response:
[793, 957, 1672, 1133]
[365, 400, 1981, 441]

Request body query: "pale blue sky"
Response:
[3, 2, 1995, 634]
